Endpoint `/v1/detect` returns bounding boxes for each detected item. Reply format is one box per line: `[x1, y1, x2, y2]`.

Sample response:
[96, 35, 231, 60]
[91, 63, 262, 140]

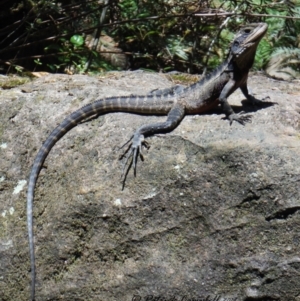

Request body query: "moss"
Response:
[166, 73, 200, 85]
[0, 76, 30, 89]
[167, 233, 187, 251]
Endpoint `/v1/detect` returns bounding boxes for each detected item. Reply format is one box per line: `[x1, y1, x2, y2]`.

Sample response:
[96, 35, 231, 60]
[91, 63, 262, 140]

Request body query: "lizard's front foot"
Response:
[228, 113, 252, 125]
[119, 132, 150, 186]
[248, 95, 270, 106]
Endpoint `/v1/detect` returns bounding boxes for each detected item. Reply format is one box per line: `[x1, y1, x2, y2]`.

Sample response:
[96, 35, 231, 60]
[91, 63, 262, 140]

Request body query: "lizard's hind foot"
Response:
[119, 133, 150, 187]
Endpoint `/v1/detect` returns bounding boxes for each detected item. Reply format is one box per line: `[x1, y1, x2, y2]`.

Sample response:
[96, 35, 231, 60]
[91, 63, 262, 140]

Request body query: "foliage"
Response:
[0, 0, 299, 75]
[260, 6, 300, 76]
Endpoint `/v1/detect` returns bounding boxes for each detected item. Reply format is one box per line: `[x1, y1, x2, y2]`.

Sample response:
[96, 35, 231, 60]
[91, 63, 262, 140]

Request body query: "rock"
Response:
[0, 72, 299, 301]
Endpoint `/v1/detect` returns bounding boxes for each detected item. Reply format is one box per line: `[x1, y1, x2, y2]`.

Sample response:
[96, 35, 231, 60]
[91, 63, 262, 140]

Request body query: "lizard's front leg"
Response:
[120, 103, 186, 183]
[219, 79, 252, 125]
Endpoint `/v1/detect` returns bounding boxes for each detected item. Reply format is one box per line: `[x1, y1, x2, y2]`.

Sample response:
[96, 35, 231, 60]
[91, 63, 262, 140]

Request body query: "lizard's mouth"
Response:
[243, 23, 268, 46]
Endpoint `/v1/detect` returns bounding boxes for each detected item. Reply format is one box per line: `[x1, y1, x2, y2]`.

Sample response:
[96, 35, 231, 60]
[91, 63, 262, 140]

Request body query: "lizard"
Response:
[26, 22, 268, 300]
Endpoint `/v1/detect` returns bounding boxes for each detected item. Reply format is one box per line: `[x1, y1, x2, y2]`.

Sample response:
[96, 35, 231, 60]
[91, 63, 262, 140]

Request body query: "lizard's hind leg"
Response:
[119, 103, 185, 186]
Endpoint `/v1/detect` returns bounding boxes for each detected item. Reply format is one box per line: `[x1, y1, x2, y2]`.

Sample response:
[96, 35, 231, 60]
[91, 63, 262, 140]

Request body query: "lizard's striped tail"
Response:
[27, 93, 174, 300]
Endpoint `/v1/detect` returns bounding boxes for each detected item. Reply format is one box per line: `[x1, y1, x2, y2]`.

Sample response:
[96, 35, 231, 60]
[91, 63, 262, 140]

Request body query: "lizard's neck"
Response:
[231, 43, 260, 72]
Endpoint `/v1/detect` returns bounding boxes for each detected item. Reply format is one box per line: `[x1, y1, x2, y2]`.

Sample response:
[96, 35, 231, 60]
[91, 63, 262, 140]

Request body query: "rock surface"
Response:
[0, 72, 300, 301]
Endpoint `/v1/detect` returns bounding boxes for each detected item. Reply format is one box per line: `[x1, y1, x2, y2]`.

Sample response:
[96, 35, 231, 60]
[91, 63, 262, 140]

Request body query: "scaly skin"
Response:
[27, 22, 268, 300]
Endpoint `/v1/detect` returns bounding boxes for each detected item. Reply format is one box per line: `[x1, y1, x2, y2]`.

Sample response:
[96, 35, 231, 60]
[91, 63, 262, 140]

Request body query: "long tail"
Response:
[27, 93, 173, 300]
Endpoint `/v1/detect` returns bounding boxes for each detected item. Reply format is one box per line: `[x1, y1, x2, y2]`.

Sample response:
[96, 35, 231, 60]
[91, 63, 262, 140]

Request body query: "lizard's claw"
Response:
[119, 133, 150, 188]
[228, 113, 252, 125]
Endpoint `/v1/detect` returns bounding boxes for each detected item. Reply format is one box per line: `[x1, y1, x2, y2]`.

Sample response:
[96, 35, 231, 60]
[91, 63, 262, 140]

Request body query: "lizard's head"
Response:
[230, 22, 268, 68]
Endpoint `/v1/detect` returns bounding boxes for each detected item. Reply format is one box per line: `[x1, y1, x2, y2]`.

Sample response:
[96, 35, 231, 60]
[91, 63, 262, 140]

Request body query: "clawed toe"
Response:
[229, 113, 252, 125]
[119, 133, 149, 187]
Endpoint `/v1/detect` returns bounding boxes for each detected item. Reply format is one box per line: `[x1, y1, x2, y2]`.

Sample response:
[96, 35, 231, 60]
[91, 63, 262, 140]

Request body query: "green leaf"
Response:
[70, 35, 84, 46]
[34, 59, 42, 65]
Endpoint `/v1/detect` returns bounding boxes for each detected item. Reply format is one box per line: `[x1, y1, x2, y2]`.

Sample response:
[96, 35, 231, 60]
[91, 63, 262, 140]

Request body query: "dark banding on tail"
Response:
[27, 92, 175, 300]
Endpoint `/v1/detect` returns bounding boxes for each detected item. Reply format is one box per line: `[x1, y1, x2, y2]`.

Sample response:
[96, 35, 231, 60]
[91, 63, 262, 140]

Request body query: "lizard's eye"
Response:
[244, 29, 251, 33]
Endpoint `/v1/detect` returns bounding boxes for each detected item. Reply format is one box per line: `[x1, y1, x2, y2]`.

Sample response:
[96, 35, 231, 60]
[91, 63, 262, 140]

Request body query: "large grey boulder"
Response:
[0, 72, 299, 300]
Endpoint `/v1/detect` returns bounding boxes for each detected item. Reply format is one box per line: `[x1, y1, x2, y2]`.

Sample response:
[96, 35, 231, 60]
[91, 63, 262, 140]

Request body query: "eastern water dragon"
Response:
[27, 22, 268, 300]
